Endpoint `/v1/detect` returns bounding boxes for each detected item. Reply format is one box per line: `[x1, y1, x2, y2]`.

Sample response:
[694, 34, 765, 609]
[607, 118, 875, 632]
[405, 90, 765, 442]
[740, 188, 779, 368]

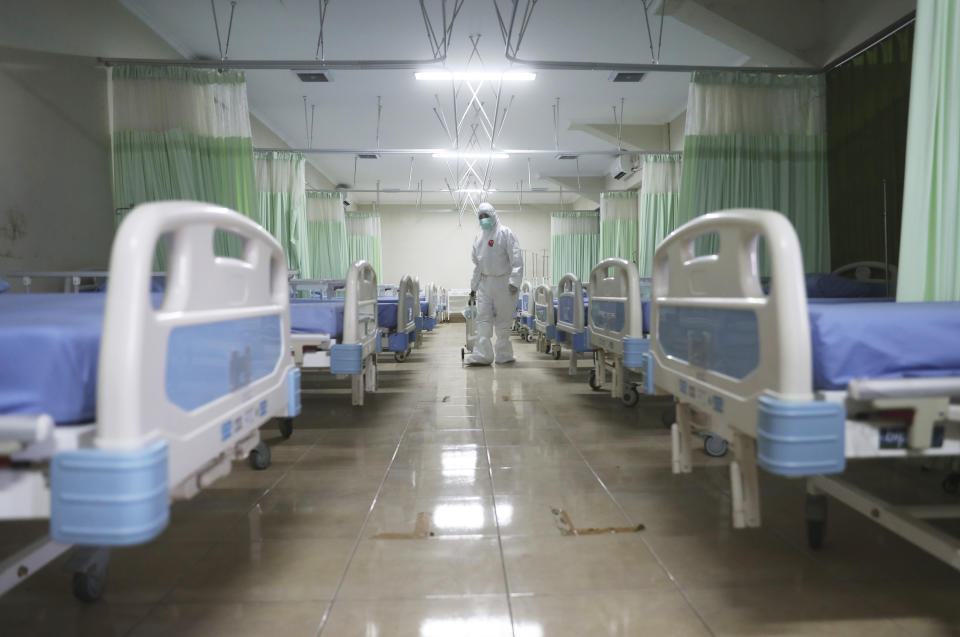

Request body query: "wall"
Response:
[668, 110, 686, 151]
[375, 206, 552, 291]
[0, 46, 116, 290]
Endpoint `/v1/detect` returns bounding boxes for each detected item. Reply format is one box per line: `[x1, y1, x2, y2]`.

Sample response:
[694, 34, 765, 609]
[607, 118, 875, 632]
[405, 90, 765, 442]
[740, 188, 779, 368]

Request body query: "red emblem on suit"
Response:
[488, 239, 494, 247]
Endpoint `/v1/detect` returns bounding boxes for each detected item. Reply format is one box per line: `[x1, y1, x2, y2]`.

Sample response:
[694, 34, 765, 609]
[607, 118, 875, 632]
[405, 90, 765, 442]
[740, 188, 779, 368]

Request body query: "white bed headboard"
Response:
[556, 273, 585, 334]
[397, 274, 417, 333]
[98, 201, 291, 461]
[588, 258, 643, 355]
[534, 284, 554, 328]
[650, 209, 813, 416]
[343, 260, 379, 347]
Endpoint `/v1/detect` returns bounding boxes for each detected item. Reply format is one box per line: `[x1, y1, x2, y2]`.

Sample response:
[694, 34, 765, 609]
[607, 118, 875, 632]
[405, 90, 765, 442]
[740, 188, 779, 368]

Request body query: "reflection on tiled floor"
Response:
[2, 324, 960, 636]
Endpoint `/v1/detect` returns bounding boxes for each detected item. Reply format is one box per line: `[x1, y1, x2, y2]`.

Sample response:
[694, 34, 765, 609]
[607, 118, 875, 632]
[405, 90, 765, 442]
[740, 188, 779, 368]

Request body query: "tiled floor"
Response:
[3, 324, 960, 636]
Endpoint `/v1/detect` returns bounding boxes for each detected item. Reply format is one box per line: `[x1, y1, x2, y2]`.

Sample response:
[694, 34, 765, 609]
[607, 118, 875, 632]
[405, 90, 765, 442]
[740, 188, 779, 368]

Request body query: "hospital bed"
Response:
[586, 258, 650, 407]
[289, 277, 346, 299]
[438, 286, 449, 323]
[0, 201, 301, 599]
[289, 261, 379, 407]
[646, 208, 960, 570]
[555, 273, 593, 375]
[378, 275, 418, 362]
[422, 282, 439, 331]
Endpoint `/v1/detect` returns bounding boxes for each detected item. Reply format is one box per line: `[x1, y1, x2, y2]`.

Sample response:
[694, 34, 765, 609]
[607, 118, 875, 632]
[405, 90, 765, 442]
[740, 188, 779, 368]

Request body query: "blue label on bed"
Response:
[221, 420, 232, 441]
[879, 426, 944, 449]
[658, 306, 759, 379]
[166, 315, 283, 411]
[591, 300, 626, 333]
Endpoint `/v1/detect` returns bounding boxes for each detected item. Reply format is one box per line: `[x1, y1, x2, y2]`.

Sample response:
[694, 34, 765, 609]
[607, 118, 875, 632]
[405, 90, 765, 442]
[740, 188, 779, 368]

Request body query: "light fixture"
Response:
[415, 71, 536, 81]
[455, 188, 497, 193]
[432, 151, 509, 160]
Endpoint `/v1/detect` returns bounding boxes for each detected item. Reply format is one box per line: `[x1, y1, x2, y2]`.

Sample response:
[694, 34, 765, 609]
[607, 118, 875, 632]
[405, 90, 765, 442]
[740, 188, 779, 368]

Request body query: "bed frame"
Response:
[288, 277, 346, 299]
[291, 260, 379, 407]
[0, 201, 301, 597]
[423, 282, 439, 331]
[381, 274, 418, 362]
[556, 273, 593, 375]
[587, 258, 646, 405]
[533, 284, 562, 360]
[649, 209, 960, 569]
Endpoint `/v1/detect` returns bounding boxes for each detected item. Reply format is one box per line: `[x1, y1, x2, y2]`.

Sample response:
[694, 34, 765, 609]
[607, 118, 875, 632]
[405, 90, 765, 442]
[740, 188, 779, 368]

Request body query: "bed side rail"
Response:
[588, 258, 642, 354]
[556, 273, 585, 334]
[650, 209, 813, 436]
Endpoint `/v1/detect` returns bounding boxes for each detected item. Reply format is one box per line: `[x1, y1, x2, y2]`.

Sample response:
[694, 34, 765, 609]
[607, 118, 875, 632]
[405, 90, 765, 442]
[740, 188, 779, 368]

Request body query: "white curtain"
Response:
[346, 212, 382, 278]
[254, 151, 306, 271]
[679, 72, 830, 272]
[637, 154, 682, 277]
[600, 191, 640, 262]
[303, 192, 348, 279]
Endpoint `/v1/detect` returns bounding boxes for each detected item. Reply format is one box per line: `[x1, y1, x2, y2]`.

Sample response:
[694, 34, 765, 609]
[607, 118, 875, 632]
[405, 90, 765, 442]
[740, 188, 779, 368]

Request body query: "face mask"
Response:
[479, 217, 494, 229]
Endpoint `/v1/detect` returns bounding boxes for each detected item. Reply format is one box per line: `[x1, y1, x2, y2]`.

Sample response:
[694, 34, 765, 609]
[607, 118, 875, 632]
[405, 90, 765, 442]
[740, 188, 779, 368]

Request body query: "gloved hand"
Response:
[470, 290, 476, 299]
[508, 284, 518, 294]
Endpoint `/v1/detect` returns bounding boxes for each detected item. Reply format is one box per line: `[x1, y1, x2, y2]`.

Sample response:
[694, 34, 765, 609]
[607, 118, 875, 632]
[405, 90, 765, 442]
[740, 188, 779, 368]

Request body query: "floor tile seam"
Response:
[478, 377, 518, 637]
[553, 418, 718, 637]
[314, 390, 423, 637]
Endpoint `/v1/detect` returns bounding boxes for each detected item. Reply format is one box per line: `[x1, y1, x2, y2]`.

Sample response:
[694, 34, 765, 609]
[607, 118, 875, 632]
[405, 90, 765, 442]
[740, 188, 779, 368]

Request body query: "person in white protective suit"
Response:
[465, 203, 524, 365]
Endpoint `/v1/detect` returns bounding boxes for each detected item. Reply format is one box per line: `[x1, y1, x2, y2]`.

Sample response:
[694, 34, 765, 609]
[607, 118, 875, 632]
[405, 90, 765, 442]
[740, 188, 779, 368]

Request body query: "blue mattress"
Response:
[377, 296, 417, 331]
[0, 278, 9, 294]
[289, 299, 344, 337]
[809, 302, 960, 390]
[806, 273, 888, 298]
[0, 294, 107, 423]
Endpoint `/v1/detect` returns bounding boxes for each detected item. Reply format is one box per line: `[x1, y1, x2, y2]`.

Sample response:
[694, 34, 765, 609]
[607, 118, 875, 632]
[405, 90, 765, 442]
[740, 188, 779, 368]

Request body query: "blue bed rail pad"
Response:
[0, 278, 9, 293]
[51, 438, 169, 546]
[809, 301, 960, 390]
[330, 343, 363, 375]
[757, 395, 845, 476]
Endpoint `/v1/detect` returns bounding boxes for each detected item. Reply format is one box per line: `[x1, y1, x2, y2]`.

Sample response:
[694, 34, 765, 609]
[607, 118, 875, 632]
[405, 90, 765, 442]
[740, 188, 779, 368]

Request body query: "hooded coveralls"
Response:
[465, 208, 524, 365]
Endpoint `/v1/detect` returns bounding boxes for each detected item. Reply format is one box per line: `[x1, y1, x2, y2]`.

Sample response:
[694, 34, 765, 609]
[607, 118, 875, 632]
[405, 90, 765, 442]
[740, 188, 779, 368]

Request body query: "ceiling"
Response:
[121, 0, 913, 206]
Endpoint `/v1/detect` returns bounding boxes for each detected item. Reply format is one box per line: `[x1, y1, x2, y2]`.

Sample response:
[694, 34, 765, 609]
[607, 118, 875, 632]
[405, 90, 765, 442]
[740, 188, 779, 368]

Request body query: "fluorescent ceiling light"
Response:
[456, 188, 497, 193]
[415, 71, 536, 81]
[433, 151, 509, 160]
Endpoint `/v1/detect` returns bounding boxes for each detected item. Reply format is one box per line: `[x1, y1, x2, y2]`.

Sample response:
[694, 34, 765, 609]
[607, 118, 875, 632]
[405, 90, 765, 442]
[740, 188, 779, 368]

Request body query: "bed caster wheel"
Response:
[703, 435, 728, 457]
[278, 418, 294, 440]
[72, 569, 106, 603]
[942, 473, 960, 494]
[526, 332, 535, 343]
[622, 386, 640, 407]
[660, 405, 676, 427]
[588, 369, 602, 391]
[248, 441, 271, 470]
[394, 350, 408, 362]
[552, 348, 562, 360]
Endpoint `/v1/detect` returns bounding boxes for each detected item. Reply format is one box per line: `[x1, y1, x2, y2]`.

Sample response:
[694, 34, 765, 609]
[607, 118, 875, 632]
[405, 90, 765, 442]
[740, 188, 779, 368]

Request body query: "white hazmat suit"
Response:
[465, 204, 523, 365]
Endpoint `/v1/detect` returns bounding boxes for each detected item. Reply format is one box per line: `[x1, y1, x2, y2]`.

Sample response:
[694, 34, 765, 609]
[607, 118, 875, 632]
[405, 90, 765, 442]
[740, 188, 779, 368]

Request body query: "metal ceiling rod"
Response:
[253, 147, 676, 156]
[315, 0, 330, 60]
[210, 0, 223, 60]
[98, 57, 448, 70]
[322, 187, 588, 194]
[375, 95, 383, 150]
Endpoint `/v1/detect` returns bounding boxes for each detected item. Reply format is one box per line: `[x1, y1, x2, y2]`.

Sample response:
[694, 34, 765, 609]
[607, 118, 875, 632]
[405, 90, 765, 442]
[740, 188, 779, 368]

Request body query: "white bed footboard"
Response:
[534, 284, 554, 333]
[650, 209, 815, 440]
[588, 258, 643, 356]
[398, 275, 418, 335]
[556, 273, 585, 336]
[52, 201, 300, 547]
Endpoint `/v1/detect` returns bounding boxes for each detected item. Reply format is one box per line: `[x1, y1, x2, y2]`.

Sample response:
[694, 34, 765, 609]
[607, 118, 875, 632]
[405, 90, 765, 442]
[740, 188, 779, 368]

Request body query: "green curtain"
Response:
[303, 191, 348, 279]
[254, 151, 306, 271]
[600, 191, 639, 262]
[827, 23, 913, 270]
[637, 154, 682, 277]
[678, 71, 830, 273]
[346, 211, 382, 279]
[551, 211, 600, 282]
[110, 65, 258, 266]
[897, 0, 960, 301]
